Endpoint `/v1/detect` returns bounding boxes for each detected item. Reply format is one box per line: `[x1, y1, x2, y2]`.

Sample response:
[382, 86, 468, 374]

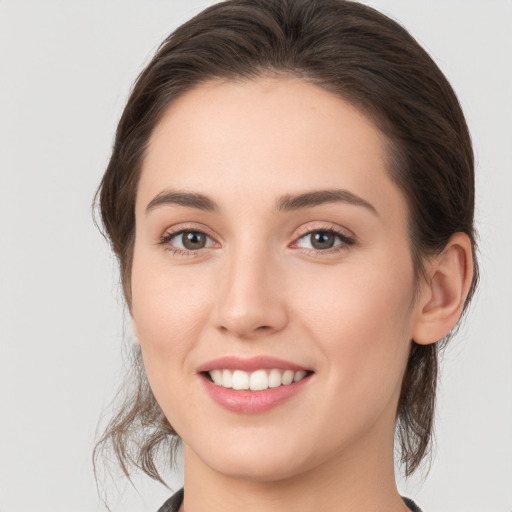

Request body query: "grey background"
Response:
[1, 1, 511, 511]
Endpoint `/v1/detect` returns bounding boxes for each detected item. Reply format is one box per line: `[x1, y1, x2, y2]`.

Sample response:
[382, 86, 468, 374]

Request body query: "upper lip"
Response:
[196, 356, 311, 373]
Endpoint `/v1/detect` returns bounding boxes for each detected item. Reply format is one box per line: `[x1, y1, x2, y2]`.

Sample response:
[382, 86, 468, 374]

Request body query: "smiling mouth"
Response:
[203, 368, 313, 391]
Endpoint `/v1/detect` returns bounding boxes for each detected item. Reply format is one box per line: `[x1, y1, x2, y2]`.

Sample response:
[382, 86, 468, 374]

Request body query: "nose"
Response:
[214, 243, 288, 340]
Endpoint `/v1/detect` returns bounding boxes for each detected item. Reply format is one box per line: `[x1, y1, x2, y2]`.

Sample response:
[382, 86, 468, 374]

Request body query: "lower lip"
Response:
[201, 374, 312, 414]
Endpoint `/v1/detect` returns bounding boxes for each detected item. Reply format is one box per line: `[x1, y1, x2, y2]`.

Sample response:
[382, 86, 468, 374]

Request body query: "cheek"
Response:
[294, 254, 415, 392]
[130, 251, 212, 373]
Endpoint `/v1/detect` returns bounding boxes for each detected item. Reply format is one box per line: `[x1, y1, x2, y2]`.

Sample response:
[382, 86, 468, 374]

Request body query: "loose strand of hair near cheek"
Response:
[395, 341, 439, 477]
[93, 322, 182, 505]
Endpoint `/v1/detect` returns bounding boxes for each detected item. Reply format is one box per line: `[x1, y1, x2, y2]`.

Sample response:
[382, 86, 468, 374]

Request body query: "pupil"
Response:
[183, 231, 206, 250]
[312, 231, 334, 249]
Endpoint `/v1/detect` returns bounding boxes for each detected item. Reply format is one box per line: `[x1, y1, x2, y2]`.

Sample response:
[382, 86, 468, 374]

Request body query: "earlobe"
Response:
[413, 232, 474, 345]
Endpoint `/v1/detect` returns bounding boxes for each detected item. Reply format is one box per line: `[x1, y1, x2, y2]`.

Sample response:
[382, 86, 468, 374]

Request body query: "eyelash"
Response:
[159, 225, 355, 257]
[159, 227, 216, 257]
[294, 225, 355, 255]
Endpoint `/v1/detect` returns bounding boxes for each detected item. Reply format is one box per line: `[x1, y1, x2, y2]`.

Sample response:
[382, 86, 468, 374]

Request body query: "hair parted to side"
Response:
[94, 0, 478, 484]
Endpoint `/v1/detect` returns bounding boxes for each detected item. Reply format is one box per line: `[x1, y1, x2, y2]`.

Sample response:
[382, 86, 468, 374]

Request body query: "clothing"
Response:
[157, 488, 183, 512]
[403, 497, 423, 512]
[157, 488, 423, 512]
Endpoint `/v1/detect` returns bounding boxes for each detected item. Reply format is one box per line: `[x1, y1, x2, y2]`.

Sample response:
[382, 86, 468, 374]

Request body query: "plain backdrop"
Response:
[1, 1, 511, 511]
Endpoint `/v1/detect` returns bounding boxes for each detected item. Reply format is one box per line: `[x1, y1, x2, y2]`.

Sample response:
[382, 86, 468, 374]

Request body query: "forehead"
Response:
[137, 76, 406, 226]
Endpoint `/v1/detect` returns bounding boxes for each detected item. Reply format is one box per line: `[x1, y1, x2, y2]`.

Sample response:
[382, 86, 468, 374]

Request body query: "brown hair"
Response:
[94, 0, 478, 484]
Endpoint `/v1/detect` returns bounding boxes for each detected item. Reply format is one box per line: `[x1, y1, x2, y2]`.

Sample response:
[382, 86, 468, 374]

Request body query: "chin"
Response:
[210, 452, 309, 482]
[187, 433, 316, 483]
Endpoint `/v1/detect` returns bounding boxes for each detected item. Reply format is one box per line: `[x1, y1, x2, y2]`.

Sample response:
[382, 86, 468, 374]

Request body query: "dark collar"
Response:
[157, 488, 423, 512]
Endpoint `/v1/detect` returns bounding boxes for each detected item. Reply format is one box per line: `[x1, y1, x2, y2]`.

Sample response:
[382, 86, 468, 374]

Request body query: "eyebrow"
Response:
[145, 188, 378, 216]
[275, 189, 378, 215]
[146, 190, 218, 212]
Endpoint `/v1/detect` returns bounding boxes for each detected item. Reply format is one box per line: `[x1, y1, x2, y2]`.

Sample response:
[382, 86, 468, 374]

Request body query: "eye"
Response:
[160, 229, 215, 255]
[294, 227, 354, 253]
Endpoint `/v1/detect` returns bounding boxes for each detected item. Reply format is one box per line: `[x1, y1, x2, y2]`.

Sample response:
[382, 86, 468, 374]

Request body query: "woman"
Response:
[94, 1, 478, 511]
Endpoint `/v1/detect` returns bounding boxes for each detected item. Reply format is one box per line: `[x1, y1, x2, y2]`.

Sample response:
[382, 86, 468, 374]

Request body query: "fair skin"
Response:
[131, 77, 473, 512]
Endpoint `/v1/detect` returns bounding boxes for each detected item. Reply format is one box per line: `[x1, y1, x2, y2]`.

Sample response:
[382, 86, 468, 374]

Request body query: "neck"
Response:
[181, 419, 408, 512]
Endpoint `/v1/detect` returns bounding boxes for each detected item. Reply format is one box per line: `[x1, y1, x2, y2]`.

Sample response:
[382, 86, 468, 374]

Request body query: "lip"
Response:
[197, 356, 313, 414]
[196, 355, 310, 373]
[200, 373, 312, 414]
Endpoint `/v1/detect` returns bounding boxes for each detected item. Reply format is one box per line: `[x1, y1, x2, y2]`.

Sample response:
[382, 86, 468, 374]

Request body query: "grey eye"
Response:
[309, 231, 336, 250]
[295, 228, 354, 253]
[179, 231, 208, 250]
[161, 228, 216, 254]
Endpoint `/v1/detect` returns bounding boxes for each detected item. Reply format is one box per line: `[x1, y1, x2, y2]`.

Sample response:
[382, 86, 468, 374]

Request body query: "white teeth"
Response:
[268, 368, 282, 388]
[249, 369, 268, 391]
[222, 369, 233, 388]
[281, 370, 294, 385]
[232, 370, 250, 390]
[293, 370, 307, 382]
[208, 368, 309, 391]
[210, 369, 223, 386]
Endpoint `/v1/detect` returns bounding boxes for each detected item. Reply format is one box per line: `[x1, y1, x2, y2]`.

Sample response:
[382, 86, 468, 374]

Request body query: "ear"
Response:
[412, 232, 474, 345]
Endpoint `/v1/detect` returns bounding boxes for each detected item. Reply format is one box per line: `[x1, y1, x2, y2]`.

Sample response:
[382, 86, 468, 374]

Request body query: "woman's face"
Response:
[131, 77, 423, 481]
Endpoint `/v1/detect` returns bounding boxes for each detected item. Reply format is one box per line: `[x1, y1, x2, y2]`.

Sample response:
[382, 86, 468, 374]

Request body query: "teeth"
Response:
[281, 370, 294, 385]
[232, 370, 249, 390]
[268, 368, 282, 388]
[208, 368, 309, 391]
[249, 369, 268, 391]
[222, 369, 233, 388]
[293, 370, 307, 382]
[210, 369, 223, 386]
